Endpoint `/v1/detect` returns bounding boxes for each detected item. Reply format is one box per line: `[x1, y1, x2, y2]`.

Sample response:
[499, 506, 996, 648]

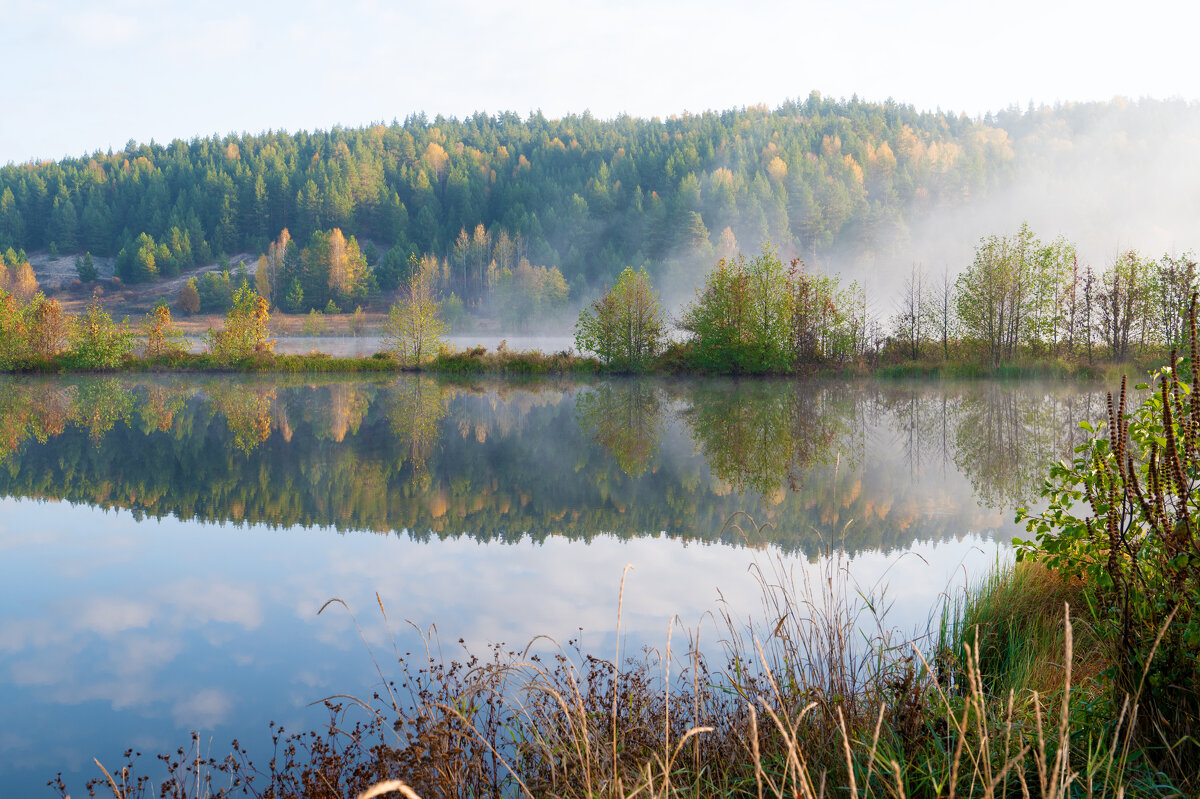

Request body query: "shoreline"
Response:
[0, 346, 1169, 382]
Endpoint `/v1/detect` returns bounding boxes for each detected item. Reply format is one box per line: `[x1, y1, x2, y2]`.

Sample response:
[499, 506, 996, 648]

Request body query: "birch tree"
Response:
[385, 254, 446, 367]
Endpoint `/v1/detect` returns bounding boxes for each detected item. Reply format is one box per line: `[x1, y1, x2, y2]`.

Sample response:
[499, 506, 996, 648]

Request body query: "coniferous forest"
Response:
[5, 94, 1193, 314]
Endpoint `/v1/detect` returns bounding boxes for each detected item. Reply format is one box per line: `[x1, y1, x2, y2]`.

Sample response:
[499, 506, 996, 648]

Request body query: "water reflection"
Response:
[576, 381, 664, 477]
[676, 380, 856, 496]
[0, 374, 1118, 793]
[0, 375, 1112, 554]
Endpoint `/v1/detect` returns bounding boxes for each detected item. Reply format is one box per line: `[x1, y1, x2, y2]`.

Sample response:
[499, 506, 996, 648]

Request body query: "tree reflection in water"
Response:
[576, 381, 664, 477]
[0, 375, 1115, 556]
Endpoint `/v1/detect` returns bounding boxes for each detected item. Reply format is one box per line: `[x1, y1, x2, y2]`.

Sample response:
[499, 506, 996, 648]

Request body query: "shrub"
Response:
[68, 300, 134, 368]
[1017, 294, 1200, 775]
[206, 285, 272, 361]
[0, 287, 26, 368]
[177, 278, 200, 315]
[142, 305, 189, 359]
[303, 309, 327, 336]
[348, 306, 366, 336]
[26, 294, 71, 358]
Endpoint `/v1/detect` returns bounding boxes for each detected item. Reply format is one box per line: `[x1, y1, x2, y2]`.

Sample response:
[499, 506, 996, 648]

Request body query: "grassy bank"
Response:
[1, 347, 604, 376]
[66, 558, 1190, 799]
[1, 343, 1172, 381]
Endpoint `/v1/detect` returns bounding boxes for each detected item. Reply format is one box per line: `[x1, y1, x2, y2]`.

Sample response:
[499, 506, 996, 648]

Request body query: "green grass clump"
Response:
[940, 560, 1108, 704]
[428, 346, 600, 375]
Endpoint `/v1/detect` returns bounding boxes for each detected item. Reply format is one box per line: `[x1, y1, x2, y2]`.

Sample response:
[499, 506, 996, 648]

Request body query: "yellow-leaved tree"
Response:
[384, 254, 445, 367]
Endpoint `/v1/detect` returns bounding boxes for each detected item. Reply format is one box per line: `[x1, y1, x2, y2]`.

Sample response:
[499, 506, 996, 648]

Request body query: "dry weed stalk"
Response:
[75, 551, 1179, 799]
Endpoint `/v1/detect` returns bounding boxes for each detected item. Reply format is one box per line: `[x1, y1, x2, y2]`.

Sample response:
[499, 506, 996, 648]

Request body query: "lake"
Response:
[0, 375, 1109, 794]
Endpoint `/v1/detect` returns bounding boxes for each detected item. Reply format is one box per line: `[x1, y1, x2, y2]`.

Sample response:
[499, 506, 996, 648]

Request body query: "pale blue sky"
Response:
[4, 0, 1198, 164]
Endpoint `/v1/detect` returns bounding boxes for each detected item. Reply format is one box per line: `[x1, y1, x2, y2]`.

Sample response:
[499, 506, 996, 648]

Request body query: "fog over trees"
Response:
[2, 94, 1197, 332]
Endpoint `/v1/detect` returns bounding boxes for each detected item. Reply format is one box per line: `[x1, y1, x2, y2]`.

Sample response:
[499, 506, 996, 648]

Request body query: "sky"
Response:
[4, 0, 1199, 165]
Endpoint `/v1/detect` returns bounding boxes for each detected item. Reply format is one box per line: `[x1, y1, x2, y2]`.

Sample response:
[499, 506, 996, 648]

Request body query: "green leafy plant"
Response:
[574, 266, 665, 372]
[1017, 295, 1200, 773]
[142, 305, 189, 359]
[384, 254, 445, 368]
[302, 309, 327, 336]
[68, 300, 134, 368]
[206, 285, 273, 361]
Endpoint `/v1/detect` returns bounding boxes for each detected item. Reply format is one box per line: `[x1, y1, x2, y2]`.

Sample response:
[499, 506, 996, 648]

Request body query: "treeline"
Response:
[0, 93, 1025, 294]
[570, 225, 1197, 375]
[568, 227, 1196, 374]
[221, 225, 570, 322]
[888, 224, 1198, 366]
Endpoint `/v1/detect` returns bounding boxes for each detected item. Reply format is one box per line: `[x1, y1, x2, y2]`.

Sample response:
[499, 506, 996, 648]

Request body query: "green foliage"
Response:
[1017, 303, 1200, 770]
[376, 244, 414, 291]
[75, 251, 98, 282]
[116, 232, 158, 282]
[574, 266, 665, 371]
[680, 246, 791, 373]
[177, 278, 200, 315]
[430, 346, 597, 376]
[302, 309, 327, 336]
[67, 301, 134, 369]
[680, 245, 861, 373]
[439, 292, 465, 332]
[142, 305, 188, 359]
[384, 255, 445, 367]
[0, 291, 76, 367]
[492, 259, 569, 330]
[205, 285, 272, 361]
[0, 287, 25, 369]
[348, 305, 366, 336]
[24, 294, 71, 358]
[197, 270, 236, 312]
[284, 278, 305, 312]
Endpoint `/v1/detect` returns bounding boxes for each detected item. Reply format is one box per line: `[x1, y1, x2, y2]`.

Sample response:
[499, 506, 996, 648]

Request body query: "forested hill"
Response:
[0, 95, 1192, 296]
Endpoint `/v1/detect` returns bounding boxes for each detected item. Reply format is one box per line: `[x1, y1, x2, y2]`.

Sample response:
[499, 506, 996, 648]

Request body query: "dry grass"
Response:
[66, 553, 1186, 799]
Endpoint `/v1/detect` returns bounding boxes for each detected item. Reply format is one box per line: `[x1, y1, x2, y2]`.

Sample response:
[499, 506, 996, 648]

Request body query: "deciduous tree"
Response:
[574, 266, 666, 371]
[206, 285, 272, 360]
[384, 254, 445, 367]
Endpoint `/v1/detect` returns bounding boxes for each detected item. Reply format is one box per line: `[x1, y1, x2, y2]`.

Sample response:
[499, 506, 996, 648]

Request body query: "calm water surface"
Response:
[0, 375, 1109, 793]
